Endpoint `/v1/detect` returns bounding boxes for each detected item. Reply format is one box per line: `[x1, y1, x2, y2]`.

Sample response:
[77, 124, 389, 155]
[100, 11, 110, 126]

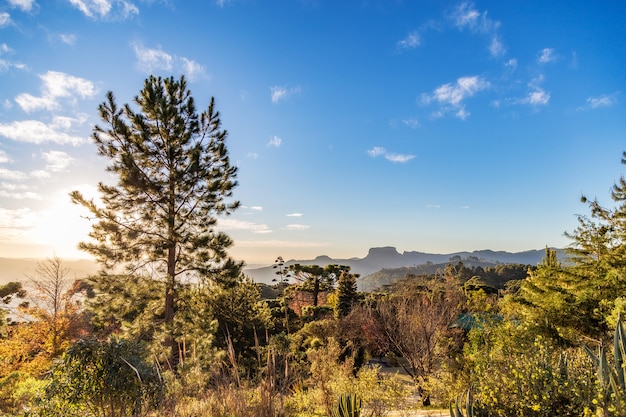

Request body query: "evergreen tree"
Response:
[335, 271, 359, 320]
[287, 264, 349, 307]
[71, 75, 240, 368]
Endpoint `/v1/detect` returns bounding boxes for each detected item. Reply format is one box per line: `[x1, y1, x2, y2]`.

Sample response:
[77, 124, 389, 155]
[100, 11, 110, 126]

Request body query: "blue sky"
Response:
[0, 0, 625, 265]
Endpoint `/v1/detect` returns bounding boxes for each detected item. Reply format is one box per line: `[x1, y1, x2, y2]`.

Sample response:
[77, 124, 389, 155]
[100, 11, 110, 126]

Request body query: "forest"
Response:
[2, 75, 626, 417]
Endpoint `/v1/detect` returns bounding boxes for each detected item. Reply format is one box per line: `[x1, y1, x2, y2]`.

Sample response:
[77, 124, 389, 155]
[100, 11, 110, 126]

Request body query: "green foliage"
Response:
[332, 393, 362, 417]
[43, 337, 163, 417]
[335, 272, 359, 320]
[584, 314, 626, 415]
[450, 388, 474, 417]
[465, 320, 597, 416]
[288, 264, 351, 307]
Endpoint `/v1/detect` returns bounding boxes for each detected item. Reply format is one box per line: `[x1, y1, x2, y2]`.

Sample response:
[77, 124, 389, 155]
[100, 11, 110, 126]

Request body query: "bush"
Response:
[40, 337, 163, 417]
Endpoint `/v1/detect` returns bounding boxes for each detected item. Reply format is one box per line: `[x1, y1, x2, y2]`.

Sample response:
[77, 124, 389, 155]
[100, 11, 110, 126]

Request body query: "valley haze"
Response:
[0, 246, 559, 286]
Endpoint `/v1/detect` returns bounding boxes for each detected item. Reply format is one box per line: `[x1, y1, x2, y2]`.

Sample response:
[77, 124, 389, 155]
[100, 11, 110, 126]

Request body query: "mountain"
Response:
[242, 246, 567, 286]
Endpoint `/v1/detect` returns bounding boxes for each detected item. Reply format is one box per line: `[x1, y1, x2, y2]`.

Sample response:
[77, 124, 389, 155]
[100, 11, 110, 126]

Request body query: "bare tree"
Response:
[371, 280, 465, 405]
[27, 256, 75, 356]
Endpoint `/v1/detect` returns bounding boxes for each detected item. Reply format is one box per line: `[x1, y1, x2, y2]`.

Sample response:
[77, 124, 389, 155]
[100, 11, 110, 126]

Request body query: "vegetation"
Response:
[3, 77, 626, 416]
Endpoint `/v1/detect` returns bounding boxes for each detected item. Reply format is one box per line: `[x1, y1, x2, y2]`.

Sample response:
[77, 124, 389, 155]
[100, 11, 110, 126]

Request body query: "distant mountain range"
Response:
[243, 246, 568, 286]
[0, 246, 567, 289]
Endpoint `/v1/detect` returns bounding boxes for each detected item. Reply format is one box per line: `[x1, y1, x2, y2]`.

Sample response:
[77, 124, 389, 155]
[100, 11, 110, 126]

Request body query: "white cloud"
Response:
[180, 57, 206, 81]
[270, 85, 301, 103]
[421, 75, 489, 119]
[246, 152, 258, 159]
[0, 120, 87, 145]
[0, 189, 41, 199]
[287, 213, 303, 217]
[367, 147, 386, 157]
[449, 2, 504, 57]
[522, 89, 550, 106]
[0, 12, 12, 27]
[0, 167, 28, 180]
[132, 43, 205, 79]
[489, 36, 505, 56]
[30, 170, 50, 179]
[218, 218, 272, 234]
[0, 150, 11, 164]
[402, 118, 420, 128]
[69, 0, 138, 20]
[538, 48, 556, 64]
[455, 106, 470, 120]
[285, 224, 310, 231]
[368, 147, 415, 163]
[249, 206, 263, 211]
[585, 93, 619, 109]
[505, 58, 517, 70]
[59, 34, 77, 45]
[132, 43, 173, 72]
[15, 71, 97, 113]
[267, 136, 282, 147]
[397, 31, 420, 50]
[8, 0, 35, 11]
[426, 204, 441, 208]
[41, 150, 74, 172]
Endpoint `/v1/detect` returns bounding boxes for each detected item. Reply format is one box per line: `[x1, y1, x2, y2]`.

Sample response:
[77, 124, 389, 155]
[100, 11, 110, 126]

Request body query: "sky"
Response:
[1, 0, 626, 266]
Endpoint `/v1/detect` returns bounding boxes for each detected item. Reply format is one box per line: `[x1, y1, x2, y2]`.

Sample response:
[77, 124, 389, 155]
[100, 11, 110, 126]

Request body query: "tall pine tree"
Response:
[71, 75, 240, 368]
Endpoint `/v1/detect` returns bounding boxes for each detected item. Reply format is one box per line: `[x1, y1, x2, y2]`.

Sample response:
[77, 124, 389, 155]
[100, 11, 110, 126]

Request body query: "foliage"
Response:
[465, 319, 597, 416]
[70, 75, 240, 368]
[335, 271, 359, 320]
[584, 314, 626, 416]
[332, 393, 362, 417]
[367, 279, 465, 405]
[288, 264, 351, 307]
[43, 337, 163, 417]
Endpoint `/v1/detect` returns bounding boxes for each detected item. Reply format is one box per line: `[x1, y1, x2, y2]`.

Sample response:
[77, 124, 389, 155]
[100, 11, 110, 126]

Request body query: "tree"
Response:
[26, 256, 82, 356]
[288, 264, 350, 307]
[335, 271, 359, 320]
[508, 152, 626, 344]
[369, 279, 465, 405]
[71, 75, 240, 368]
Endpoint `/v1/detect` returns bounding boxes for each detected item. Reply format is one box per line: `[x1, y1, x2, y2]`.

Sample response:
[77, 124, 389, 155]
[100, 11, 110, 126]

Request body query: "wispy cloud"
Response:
[0, 12, 12, 27]
[41, 150, 74, 172]
[249, 206, 263, 211]
[0, 150, 11, 164]
[397, 31, 420, 50]
[580, 93, 619, 110]
[8, 0, 35, 12]
[69, 0, 138, 20]
[402, 118, 420, 128]
[15, 71, 97, 113]
[270, 85, 301, 103]
[58, 34, 77, 45]
[218, 218, 272, 234]
[421, 75, 489, 119]
[285, 224, 310, 231]
[0, 167, 28, 181]
[449, 2, 505, 57]
[521, 89, 550, 106]
[426, 204, 441, 208]
[131, 43, 206, 80]
[368, 147, 415, 163]
[538, 47, 556, 64]
[287, 213, 303, 217]
[267, 136, 282, 147]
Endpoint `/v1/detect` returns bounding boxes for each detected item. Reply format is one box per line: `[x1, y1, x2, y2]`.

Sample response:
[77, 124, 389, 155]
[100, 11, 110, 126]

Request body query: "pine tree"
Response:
[335, 271, 358, 320]
[71, 75, 240, 368]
